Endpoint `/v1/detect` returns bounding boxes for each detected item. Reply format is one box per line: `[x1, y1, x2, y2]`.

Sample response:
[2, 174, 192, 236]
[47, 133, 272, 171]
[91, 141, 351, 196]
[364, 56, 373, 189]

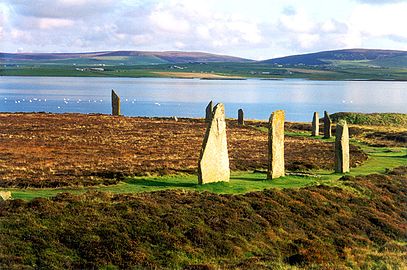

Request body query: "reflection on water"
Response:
[0, 76, 406, 122]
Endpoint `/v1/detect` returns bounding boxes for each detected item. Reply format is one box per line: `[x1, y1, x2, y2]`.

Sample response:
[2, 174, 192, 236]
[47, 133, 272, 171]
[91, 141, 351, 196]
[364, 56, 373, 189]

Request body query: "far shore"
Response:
[1, 73, 407, 81]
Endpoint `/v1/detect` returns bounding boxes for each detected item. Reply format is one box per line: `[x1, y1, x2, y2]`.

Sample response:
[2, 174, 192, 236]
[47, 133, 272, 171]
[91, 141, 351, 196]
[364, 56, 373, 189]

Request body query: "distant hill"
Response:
[0, 51, 253, 66]
[261, 49, 407, 68]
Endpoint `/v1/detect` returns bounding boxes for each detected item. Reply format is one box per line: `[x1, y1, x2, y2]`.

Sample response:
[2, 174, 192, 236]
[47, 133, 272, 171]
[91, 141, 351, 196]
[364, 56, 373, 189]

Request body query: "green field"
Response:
[2, 61, 407, 80]
[331, 112, 407, 126]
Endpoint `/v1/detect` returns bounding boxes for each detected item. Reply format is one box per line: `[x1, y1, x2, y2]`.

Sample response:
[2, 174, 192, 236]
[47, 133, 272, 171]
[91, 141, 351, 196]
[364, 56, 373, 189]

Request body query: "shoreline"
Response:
[0, 71, 407, 82]
[2, 73, 407, 81]
[1, 111, 406, 125]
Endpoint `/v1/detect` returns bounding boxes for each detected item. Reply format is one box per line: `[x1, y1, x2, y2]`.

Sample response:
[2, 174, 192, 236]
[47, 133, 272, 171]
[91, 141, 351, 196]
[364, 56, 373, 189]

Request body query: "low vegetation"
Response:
[330, 112, 407, 127]
[0, 113, 367, 188]
[2, 62, 407, 80]
[2, 49, 407, 80]
[1, 167, 406, 269]
[282, 116, 407, 148]
[1, 113, 406, 269]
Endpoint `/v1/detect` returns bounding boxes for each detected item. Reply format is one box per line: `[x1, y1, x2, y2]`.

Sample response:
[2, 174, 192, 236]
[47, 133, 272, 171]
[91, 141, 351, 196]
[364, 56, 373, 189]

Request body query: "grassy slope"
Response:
[9, 136, 406, 200]
[369, 55, 407, 68]
[2, 49, 407, 80]
[331, 112, 407, 127]
[2, 62, 407, 80]
[1, 166, 406, 269]
[1, 126, 406, 269]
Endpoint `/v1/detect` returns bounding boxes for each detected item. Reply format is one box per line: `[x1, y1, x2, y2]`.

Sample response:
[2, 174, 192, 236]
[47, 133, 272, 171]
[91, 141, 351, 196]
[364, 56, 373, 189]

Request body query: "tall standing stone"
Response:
[267, 110, 285, 179]
[238, 109, 244, 125]
[312, 112, 319, 136]
[323, 111, 332, 138]
[205, 100, 213, 122]
[111, 89, 120, 116]
[335, 120, 350, 173]
[198, 103, 230, 184]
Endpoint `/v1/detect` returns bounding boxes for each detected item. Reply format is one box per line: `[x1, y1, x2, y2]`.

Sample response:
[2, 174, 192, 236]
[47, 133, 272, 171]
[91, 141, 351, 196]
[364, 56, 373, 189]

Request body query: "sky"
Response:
[0, 0, 406, 60]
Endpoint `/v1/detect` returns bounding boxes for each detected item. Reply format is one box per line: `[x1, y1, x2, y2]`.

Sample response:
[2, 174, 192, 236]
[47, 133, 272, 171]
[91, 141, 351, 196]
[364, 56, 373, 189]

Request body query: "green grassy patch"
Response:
[2, 61, 407, 80]
[8, 142, 406, 200]
[1, 166, 406, 269]
[330, 112, 407, 127]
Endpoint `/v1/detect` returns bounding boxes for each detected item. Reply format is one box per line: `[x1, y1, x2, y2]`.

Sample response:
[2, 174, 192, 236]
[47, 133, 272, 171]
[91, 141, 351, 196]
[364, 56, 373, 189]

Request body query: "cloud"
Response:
[279, 8, 316, 33]
[0, 0, 406, 58]
[9, 0, 117, 18]
[349, 2, 407, 41]
[282, 6, 296, 16]
[149, 9, 191, 34]
[37, 18, 75, 29]
[353, 0, 405, 4]
[271, 9, 352, 53]
[0, 11, 5, 39]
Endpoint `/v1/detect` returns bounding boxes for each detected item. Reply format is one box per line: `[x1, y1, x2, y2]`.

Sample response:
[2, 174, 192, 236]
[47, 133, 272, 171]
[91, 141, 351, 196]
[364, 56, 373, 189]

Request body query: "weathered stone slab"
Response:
[312, 112, 319, 136]
[267, 110, 285, 179]
[238, 109, 244, 125]
[323, 111, 332, 138]
[205, 100, 213, 122]
[335, 120, 350, 173]
[0, 191, 12, 201]
[111, 89, 120, 116]
[198, 103, 230, 184]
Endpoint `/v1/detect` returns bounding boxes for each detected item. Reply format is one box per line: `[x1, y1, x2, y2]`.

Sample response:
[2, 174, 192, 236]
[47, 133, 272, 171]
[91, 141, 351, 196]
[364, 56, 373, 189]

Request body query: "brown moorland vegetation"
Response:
[0, 113, 367, 188]
[283, 121, 407, 147]
[1, 166, 406, 269]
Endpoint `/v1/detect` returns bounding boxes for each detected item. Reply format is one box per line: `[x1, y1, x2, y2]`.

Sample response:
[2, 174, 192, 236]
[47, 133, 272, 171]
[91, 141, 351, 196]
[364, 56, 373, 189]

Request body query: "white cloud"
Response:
[297, 33, 320, 49]
[37, 18, 74, 29]
[353, 0, 405, 4]
[0, 0, 406, 58]
[174, 41, 186, 49]
[321, 19, 346, 33]
[9, 0, 117, 19]
[349, 3, 407, 39]
[149, 10, 191, 34]
[196, 26, 211, 40]
[131, 34, 153, 46]
[279, 8, 315, 33]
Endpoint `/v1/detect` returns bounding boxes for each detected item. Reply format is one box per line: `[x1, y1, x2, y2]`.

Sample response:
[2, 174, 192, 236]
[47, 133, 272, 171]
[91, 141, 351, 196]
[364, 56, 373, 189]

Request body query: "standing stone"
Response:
[267, 110, 285, 179]
[335, 120, 350, 173]
[111, 89, 120, 116]
[198, 103, 230, 184]
[323, 111, 332, 138]
[205, 100, 213, 122]
[238, 109, 244, 125]
[0, 191, 12, 201]
[312, 112, 319, 136]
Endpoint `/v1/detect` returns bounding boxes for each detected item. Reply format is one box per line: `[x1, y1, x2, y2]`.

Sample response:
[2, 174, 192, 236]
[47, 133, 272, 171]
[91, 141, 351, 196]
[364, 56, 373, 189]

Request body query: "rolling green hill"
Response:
[1, 49, 406, 80]
[0, 51, 252, 66]
[261, 49, 407, 68]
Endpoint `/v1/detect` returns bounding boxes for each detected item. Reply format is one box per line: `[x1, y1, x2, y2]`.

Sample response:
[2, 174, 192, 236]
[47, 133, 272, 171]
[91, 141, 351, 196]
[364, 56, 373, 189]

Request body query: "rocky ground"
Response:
[0, 113, 369, 188]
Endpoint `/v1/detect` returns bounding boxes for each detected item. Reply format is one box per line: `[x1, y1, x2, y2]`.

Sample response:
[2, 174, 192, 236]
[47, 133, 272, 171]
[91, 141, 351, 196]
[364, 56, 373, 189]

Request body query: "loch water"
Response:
[0, 76, 406, 122]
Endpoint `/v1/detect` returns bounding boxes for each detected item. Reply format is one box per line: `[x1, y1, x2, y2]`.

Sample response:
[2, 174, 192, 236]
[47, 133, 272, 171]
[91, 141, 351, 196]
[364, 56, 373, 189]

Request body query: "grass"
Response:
[2, 166, 406, 269]
[0, 66, 158, 77]
[331, 112, 407, 127]
[8, 141, 406, 200]
[2, 62, 407, 80]
[1, 122, 406, 269]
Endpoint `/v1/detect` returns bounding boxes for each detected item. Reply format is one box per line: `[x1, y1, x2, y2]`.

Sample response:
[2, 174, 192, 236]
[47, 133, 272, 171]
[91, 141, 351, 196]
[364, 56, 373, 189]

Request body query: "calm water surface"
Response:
[0, 76, 406, 122]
